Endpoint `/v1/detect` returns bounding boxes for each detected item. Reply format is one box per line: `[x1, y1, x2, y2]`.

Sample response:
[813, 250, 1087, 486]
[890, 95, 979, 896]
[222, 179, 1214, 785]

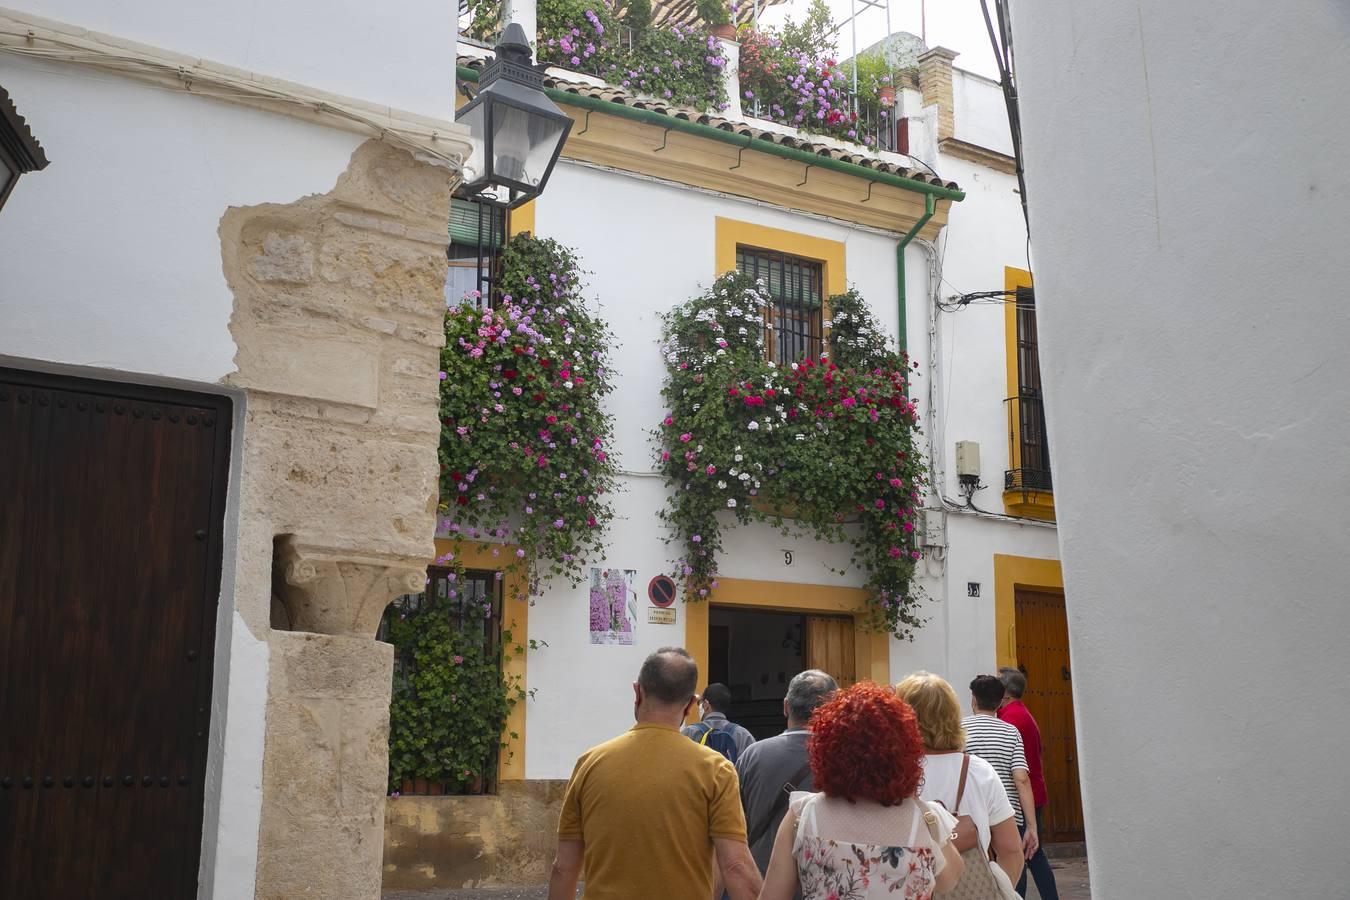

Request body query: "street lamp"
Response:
[0, 85, 49, 214]
[458, 22, 571, 209]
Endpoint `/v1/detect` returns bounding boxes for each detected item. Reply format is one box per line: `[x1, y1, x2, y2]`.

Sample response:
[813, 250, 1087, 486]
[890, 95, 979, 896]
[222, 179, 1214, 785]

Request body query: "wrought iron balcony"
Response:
[1004, 393, 1053, 494]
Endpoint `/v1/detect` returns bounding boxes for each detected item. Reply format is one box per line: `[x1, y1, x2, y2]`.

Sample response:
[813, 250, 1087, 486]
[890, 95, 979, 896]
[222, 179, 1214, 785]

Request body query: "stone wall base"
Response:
[382, 780, 568, 891]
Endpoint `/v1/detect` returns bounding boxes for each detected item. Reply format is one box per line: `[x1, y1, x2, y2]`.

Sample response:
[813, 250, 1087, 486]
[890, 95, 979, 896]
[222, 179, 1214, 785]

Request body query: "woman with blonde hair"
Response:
[895, 671, 1024, 894]
[757, 682, 964, 900]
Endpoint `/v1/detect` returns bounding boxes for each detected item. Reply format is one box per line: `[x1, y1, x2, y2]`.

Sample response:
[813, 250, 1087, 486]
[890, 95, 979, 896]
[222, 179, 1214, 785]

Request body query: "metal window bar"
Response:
[1004, 286, 1052, 492]
[378, 568, 504, 796]
[735, 245, 824, 363]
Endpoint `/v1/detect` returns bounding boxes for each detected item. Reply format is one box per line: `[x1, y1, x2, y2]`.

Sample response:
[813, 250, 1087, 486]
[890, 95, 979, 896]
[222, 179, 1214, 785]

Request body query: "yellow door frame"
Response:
[993, 553, 1064, 669]
[684, 577, 890, 698]
[432, 538, 529, 782]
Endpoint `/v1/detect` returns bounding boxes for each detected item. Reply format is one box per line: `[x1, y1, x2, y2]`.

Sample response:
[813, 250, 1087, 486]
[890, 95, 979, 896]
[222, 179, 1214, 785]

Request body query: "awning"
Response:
[649, 0, 793, 30]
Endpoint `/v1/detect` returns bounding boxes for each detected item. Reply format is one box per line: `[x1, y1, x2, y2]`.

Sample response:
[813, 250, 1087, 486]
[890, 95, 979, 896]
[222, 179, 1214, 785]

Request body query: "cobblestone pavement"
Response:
[384, 855, 1092, 900]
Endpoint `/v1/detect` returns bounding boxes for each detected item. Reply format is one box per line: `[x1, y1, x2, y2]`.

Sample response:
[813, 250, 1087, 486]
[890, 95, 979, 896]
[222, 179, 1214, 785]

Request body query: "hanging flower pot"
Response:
[878, 85, 896, 107]
[709, 22, 737, 39]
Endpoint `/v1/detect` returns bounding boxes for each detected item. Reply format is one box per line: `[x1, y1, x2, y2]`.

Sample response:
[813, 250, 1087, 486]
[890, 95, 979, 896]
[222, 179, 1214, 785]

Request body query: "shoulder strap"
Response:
[953, 753, 971, 814]
[695, 722, 714, 745]
[746, 758, 812, 850]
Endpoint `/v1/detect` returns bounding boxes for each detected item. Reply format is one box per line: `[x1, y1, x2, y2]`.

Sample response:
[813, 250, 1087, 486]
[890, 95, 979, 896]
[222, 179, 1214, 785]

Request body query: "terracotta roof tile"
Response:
[459, 56, 960, 190]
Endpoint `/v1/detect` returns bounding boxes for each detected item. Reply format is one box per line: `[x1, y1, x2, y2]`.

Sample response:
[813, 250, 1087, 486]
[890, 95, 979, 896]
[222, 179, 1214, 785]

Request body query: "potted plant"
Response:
[698, 0, 736, 39]
[878, 73, 895, 107]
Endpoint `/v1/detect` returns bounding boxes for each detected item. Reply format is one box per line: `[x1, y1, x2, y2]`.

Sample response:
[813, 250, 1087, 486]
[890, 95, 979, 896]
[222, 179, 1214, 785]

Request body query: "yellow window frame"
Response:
[715, 217, 846, 363]
[1003, 266, 1055, 520]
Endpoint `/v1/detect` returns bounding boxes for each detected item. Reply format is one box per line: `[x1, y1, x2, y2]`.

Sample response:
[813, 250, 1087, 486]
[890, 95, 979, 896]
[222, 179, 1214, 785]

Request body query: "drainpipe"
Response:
[895, 193, 935, 362]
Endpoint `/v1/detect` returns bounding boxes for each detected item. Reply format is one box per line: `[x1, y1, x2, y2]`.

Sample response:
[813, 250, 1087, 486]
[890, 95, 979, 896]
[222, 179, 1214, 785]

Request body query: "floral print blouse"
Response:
[791, 792, 955, 900]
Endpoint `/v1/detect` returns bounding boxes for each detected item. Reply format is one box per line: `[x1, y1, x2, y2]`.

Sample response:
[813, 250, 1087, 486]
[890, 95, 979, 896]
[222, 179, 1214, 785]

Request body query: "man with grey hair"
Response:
[732, 669, 838, 880]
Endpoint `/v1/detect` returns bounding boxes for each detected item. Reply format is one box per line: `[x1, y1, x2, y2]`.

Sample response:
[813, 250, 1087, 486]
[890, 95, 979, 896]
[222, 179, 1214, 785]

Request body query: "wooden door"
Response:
[1014, 588, 1084, 843]
[0, 369, 232, 899]
[804, 615, 856, 688]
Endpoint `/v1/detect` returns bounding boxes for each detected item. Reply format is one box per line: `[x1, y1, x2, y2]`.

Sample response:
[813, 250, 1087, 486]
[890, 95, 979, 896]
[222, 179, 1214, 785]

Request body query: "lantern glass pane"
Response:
[458, 101, 488, 186]
[490, 104, 567, 189]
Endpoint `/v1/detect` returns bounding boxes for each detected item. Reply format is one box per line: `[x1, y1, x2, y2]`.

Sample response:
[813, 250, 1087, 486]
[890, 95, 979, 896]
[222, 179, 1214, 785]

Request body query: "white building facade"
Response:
[384, 38, 1079, 889]
[0, 2, 468, 897]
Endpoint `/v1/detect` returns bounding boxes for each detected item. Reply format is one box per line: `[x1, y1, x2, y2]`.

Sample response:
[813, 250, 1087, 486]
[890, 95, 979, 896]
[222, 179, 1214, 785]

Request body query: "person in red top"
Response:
[998, 667, 1059, 900]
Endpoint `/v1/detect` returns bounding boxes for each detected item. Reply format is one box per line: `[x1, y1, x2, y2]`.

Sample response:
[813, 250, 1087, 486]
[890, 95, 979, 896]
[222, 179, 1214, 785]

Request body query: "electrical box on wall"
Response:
[955, 441, 981, 478]
[917, 508, 946, 549]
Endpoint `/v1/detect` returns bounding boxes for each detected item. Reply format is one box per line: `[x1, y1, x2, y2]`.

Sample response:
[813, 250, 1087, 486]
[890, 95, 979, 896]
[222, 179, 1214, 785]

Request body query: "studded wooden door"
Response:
[1014, 588, 1085, 844]
[0, 369, 232, 899]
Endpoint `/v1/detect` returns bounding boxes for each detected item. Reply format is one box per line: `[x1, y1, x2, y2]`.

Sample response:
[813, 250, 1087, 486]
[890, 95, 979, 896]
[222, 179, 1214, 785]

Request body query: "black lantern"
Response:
[0, 85, 49, 214]
[459, 23, 571, 209]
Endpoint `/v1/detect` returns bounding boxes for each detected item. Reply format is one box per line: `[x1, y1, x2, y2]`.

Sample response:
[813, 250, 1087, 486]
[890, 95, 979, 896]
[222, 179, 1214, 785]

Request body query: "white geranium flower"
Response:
[717, 480, 728, 489]
[747, 421, 759, 431]
[734, 454, 743, 462]
[727, 498, 738, 508]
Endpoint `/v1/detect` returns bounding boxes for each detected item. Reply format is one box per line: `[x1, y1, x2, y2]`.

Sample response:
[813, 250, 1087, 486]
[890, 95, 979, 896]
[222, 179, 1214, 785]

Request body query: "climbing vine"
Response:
[437, 235, 619, 594]
[384, 569, 529, 793]
[656, 275, 927, 635]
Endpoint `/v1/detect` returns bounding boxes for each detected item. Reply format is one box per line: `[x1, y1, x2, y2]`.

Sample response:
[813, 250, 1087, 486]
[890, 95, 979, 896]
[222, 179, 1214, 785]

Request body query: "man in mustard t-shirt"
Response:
[547, 647, 763, 900]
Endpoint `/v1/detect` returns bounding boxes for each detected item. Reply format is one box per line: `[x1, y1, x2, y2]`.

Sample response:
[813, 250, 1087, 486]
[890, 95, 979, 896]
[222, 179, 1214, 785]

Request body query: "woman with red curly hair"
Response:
[758, 682, 964, 900]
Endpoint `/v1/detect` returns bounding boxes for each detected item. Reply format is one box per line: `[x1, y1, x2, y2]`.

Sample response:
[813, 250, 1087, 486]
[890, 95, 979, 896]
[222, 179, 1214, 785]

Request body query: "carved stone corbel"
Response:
[272, 535, 425, 637]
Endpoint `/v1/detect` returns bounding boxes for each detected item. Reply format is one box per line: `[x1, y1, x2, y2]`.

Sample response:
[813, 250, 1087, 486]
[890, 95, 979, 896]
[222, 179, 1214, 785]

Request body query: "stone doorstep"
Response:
[1043, 840, 1087, 859]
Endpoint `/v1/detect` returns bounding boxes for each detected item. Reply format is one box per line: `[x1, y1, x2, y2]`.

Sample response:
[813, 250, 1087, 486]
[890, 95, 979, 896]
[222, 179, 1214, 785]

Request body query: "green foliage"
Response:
[656, 274, 928, 636]
[696, 0, 731, 26]
[385, 579, 522, 793]
[462, 0, 503, 42]
[777, 0, 836, 60]
[538, 0, 730, 111]
[620, 0, 653, 35]
[439, 235, 619, 594]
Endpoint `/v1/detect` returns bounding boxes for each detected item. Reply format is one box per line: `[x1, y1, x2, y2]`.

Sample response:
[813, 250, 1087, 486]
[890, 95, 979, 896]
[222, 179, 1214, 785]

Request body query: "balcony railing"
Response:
[1005, 393, 1052, 493]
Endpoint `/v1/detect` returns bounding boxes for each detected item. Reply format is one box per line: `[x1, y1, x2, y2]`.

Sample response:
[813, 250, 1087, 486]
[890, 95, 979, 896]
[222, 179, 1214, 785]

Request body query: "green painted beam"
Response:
[455, 64, 966, 203]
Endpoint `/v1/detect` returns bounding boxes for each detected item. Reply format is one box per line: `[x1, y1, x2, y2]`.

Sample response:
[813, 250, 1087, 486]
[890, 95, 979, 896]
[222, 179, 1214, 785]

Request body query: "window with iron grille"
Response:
[447, 197, 507, 309]
[736, 245, 825, 364]
[379, 568, 504, 795]
[1006, 286, 1052, 492]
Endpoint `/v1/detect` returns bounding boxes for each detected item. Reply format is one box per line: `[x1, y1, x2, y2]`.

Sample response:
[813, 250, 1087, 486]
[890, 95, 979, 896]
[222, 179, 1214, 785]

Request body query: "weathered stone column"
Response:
[219, 139, 456, 898]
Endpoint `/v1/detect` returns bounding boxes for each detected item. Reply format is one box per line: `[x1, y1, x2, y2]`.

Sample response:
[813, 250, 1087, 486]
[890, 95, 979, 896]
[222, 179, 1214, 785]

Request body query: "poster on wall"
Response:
[589, 567, 637, 645]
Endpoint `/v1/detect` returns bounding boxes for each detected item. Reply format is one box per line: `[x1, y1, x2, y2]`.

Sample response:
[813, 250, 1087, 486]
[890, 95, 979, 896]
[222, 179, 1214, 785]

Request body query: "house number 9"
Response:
[783, 551, 793, 566]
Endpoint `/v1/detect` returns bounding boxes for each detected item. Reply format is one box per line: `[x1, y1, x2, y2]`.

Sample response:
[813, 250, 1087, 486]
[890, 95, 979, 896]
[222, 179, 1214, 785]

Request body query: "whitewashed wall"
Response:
[522, 162, 911, 779]
[16, 0, 453, 118]
[1010, 1, 1350, 896]
[902, 150, 1058, 698]
[0, 1, 456, 895]
[952, 70, 1013, 157]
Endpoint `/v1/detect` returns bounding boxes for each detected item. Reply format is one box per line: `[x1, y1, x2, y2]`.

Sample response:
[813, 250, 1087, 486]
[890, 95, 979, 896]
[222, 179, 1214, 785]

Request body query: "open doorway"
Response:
[707, 607, 856, 740]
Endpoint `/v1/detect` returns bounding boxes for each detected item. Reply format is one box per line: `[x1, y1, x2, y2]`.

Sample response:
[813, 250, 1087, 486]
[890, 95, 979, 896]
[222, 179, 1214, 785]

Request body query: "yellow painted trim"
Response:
[555, 104, 951, 237]
[993, 554, 1064, 670]
[434, 539, 529, 782]
[683, 577, 890, 698]
[1002, 491, 1057, 521]
[1003, 267, 1029, 414]
[715, 217, 848, 298]
[509, 201, 536, 238]
[1003, 266, 1055, 521]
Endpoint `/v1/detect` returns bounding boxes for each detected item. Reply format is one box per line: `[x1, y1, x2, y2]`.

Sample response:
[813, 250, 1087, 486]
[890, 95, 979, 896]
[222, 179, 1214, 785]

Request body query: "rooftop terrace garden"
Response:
[462, 0, 916, 149]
